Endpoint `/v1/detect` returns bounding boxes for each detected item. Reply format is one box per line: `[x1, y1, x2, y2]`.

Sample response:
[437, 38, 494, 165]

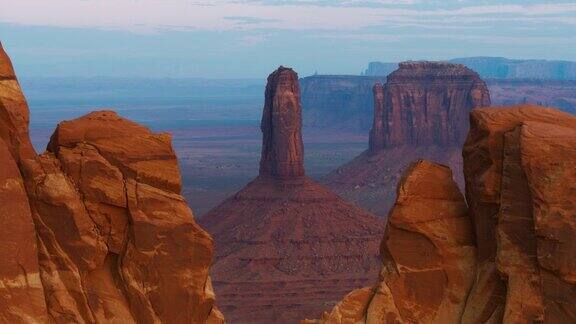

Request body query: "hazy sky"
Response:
[1, 0, 575, 78]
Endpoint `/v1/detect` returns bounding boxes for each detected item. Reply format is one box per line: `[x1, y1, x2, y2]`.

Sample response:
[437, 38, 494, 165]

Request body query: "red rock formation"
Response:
[376, 61, 490, 148]
[200, 66, 384, 323]
[325, 61, 490, 217]
[0, 43, 223, 323]
[0, 139, 49, 323]
[307, 105, 576, 324]
[0, 42, 51, 323]
[260, 66, 305, 179]
[369, 82, 385, 152]
[307, 160, 475, 323]
[462, 105, 576, 323]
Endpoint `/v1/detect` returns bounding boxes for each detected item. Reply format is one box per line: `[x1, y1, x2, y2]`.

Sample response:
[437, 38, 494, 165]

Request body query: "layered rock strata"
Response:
[370, 61, 490, 150]
[306, 105, 576, 324]
[325, 61, 490, 217]
[0, 43, 223, 323]
[200, 67, 384, 323]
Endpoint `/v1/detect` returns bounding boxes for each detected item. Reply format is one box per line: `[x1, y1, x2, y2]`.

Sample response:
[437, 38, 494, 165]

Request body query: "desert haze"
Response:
[1, 1, 576, 323]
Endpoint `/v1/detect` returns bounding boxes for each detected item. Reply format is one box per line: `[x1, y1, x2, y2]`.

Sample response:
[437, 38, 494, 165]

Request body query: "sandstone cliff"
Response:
[301, 75, 387, 131]
[200, 67, 384, 323]
[324, 61, 490, 217]
[0, 44, 223, 323]
[306, 105, 576, 324]
[370, 61, 490, 150]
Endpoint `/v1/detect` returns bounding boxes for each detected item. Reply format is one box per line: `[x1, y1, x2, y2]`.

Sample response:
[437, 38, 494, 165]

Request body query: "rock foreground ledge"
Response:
[0, 44, 223, 323]
[306, 105, 576, 324]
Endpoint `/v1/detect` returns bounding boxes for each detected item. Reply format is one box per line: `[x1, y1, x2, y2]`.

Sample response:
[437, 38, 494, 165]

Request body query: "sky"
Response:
[1, 0, 575, 78]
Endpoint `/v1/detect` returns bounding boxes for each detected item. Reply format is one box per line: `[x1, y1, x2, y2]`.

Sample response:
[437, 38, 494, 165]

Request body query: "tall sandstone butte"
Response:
[0, 43, 223, 323]
[306, 105, 576, 324]
[200, 67, 385, 324]
[323, 61, 490, 217]
[369, 61, 490, 150]
[260, 66, 305, 179]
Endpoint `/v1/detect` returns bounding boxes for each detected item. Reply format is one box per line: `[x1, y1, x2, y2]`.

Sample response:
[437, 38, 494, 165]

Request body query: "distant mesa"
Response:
[369, 61, 490, 151]
[302, 57, 576, 134]
[306, 105, 576, 323]
[323, 61, 490, 217]
[200, 66, 384, 323]
[363, 56, 576, 80]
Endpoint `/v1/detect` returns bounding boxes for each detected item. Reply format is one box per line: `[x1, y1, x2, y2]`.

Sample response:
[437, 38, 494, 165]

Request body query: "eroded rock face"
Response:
[369, 83, 385, 153]
[0, 139, 48, 323]
[307, 160, 475, 323]
[260, 66, 305, 179]
[201, 66, 384, 323]
[375, 61, 490, 149]
[308, 105, 576, 324]
[0, 42, 50, 323]
[324, 61, 490, 217]
[462, 105, 576, 323]
[0, 44, 223, 323]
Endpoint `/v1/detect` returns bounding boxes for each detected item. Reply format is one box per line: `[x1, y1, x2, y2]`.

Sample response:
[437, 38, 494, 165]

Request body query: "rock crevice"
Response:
[308, 105, 576, 324]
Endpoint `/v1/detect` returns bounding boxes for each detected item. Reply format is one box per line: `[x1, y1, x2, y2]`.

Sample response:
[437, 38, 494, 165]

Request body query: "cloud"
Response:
[0, 0, 574, 34]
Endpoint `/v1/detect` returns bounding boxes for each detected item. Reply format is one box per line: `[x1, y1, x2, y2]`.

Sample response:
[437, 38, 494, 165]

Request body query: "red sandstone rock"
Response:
[311, 105, 576, 324]
[376, 61, 490, 148]
[323, 145, 464, 218]
[0, 139, 49, 323]
[369, 82, 385, 152]
[0, 43, 35, 162]
[200, 66, 384, 323]
[462, 105, 576, 323]
[260, 66, 305, 179]
[325, 61, 490, 217]
[0, 42, 49, 323]
[307, 160, 475, 323]
[0, 44, 223, 323]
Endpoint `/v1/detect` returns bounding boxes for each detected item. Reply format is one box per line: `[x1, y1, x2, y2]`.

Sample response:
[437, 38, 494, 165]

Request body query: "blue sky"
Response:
[1, 0, 575, 78]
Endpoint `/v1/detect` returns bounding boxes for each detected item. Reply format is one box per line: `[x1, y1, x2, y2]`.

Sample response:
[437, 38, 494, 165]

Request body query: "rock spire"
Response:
[259, 66, 305, 179]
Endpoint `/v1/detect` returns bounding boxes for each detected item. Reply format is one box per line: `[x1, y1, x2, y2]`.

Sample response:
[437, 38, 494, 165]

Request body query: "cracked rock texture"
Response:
[0, 43, 223, 323]
[307, 105, 576, 324]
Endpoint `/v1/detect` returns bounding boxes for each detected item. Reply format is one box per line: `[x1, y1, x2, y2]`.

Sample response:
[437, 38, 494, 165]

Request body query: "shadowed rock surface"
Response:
[0, 44, 223, 323]
[260, 66, 305, 179]
[306, 105, 576, 324]
[200, 67, 384, 323]
[324, 61, 490, 217]
[368, 83, 385, 152]
[301, 75, 387, 131]
[462, 105, 576, 323]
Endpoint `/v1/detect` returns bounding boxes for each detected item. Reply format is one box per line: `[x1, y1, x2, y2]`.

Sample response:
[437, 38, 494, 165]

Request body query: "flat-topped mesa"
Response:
[372, 60, 490, 151]
[259, 66, 305, 179]
[368, 82, 385, 152]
